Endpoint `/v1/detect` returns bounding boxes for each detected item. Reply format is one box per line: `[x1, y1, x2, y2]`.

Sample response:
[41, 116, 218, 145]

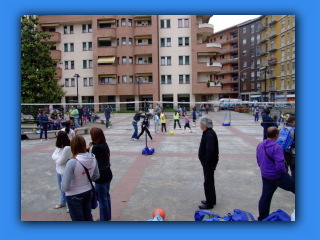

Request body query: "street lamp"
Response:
[260, 68, 270, 102]
[73, 73, 81, 104]
[238, 67, 252, 101]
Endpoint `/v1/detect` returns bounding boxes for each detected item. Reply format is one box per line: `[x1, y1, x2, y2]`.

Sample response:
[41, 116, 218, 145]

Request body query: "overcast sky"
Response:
[209, 15, 261, 33]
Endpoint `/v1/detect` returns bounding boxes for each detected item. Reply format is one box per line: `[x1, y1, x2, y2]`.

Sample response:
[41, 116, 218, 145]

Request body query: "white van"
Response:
[219, 98, 241, 110]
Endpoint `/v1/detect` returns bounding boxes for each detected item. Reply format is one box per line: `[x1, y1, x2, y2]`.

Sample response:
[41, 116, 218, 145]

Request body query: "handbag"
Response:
[76, 159, 98, 209]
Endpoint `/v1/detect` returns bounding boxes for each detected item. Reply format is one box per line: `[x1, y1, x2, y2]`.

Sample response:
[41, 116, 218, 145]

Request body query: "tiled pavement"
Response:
[21, 111, 295, 221]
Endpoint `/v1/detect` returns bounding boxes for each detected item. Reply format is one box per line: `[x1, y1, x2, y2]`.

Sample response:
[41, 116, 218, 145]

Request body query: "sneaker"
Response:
[131, 138, 135, 141]
[151, 138, 155, 141]
[108, 127, 111, 129]
[136, 138, 140, 141]
[46, 138, 50, 140]
[133, 138, 137, 141]
[181, 131, 185, 134]
[40, 139, 43, 141]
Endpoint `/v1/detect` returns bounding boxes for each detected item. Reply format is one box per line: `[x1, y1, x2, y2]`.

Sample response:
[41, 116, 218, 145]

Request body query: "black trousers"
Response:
[161, 123, 166, 132]
[79, 115, 83, 126]
[137, 126, 152, 140]
[284, 152, 295, 179]
[201, 160, 218, 207]
[174, 120, 181, 129]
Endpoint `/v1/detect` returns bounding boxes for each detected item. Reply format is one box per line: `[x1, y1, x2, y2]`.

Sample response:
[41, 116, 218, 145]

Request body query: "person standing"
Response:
[73, 106, 80, 128]
[154, 113, 160, 133]
[155, 103, 161, 118]
[192, 107, 197, 127]
[178, 105, 182, 117]
[52, 131, 73, 211]
[283, 116, 295, 178]
[160, 110, 167, 134]
[256, 126, 295, 221]
[173, 111, 182, 129]
[39, 109, 49, 141]
[261, 108, 278, 140]
[261, 105, 267, 117]
[198, 116, 219, 209]
[78, 105, 84, 127]
[88, 128, 113, 221]
[103, 105, 112, 129]
[131, 109, 145, 140]
[182, 112, 192, 134]
[61, 135, 100, 221]
[254, 107, 260, 122]
[61, 121, 76, 140]
[83, 106, 88, 125]
[59, 105, 64, 115]
[137, 114, 154, 141]
[205, 104, 209, 114]
[69, 106, 74, 121]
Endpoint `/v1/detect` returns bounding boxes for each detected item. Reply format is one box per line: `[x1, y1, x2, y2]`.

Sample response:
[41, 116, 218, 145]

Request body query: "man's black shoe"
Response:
[201, 200, 216, 206]
[198, 204, 214, 209]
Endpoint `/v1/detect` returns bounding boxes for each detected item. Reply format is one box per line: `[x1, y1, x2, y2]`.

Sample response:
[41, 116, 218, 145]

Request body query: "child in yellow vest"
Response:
[160, 110, 167, 134]
[173, 111, 182, 129]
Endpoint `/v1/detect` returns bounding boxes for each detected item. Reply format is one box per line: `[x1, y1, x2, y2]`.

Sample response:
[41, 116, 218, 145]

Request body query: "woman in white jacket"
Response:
[52, 131, 73, 210]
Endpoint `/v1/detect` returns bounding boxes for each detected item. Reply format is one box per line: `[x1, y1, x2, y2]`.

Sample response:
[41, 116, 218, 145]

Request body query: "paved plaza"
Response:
[21, 111, 295, 221]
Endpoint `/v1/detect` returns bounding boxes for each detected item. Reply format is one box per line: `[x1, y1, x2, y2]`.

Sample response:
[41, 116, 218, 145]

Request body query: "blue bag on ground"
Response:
[203, 213, 232, 221]
[231, 209, 256, 221]
[276, 127, 295, 151]
[194, 210, 221, 221]
[262, 209, 291, 221]
[142, 147, 154, 156]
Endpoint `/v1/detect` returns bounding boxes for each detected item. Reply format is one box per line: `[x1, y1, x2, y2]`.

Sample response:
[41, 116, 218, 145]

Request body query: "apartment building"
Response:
[238, 16, 263, 101]
[209, 25, 240, 99]
[259, 15, 295, 102]
[38, 15, 222, 110]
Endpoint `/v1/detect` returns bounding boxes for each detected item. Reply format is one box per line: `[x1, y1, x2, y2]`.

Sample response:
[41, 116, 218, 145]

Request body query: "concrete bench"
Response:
[100, 119, 112, 125]
[21, 127, 90, 135]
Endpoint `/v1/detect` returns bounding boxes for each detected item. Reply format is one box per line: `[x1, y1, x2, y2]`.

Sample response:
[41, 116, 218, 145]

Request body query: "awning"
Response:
[98, 20, 115, 24]
[135, 35, 152, 39]
[99, 75, 116, 78]
[41, 23, 59, 27]
[97, 57, 116, 64]
[133, 16, 151, 21]
[287, 94, 295, 98]
[198, 52, 218, 56]
[135, 73, 152, 77]
[98, 37, 113, 41]
[251, 95, 261, 98]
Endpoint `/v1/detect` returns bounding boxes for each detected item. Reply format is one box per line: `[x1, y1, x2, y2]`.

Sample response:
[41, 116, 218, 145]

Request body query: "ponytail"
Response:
[65, 121, 71, 134]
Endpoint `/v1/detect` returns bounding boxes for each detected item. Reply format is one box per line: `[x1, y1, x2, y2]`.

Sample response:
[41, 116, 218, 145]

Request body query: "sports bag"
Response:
[262, 209, 291, 221]
[276, 127, 295, 151]
[231, 209, 256, 221]
[194, 210, 221, 221]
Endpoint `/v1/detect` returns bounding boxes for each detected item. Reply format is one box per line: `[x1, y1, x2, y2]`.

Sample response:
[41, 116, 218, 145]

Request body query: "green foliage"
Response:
[21, 15, 66, 104]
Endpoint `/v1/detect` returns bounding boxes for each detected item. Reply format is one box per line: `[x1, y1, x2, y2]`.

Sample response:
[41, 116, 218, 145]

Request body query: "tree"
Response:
[21, 15, 65, 113]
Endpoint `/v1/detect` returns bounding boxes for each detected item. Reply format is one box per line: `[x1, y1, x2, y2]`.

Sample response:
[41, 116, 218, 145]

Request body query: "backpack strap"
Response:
[263, 144, 275, 163]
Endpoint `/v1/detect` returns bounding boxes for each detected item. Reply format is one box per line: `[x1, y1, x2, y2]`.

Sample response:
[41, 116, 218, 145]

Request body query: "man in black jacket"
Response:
[77, 105, 84, 127]
[198, 116, 219, 209]
[261, 108, 278, 140]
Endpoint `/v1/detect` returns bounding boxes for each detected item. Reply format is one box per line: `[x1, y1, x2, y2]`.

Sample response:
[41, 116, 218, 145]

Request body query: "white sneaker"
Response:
[181, 131, 185, 134]
[108, 127, 111, 129]
[131, 138, 135, 141]
[133, 138, 137, 141]
[40, 139, 43, 141]
[47, 138, 50, 140]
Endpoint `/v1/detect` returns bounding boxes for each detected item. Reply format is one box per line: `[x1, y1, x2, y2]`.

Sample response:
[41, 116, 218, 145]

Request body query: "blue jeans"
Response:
[132, 121, 138, 139]
[258, 174, 295, 221]
[105, 118, 110, 128]
[74, 118, 80, 128]
[255, 114, 259, 122]
[40, 124, 48, 139]
[57, 173, 66, 206]
[95, 182, 111, 221]
[66, 189, 93, 221]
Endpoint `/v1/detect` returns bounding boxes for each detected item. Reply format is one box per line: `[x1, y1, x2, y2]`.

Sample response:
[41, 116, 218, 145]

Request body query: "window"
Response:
[257, 71, 260, 78]
[64, 26, 67, 34]
[64, 43, 68, 52]
[257, 82, 261, 89]
[129, 57, 133, 64]
[71, 61, 74, 69]
[88, 42, 92, 50]
[287, 16, 290, 27]
[122, 57, 126, 64]
[281, 19, 285, 31]
[270, 39, 274, 49]
[287, 62, 289, 72]
[71, 78, 75, 87]
[138, 39, 142, 45]
[129, 38, 132, 46]
[121, 18, 126, 26]
[167, 75, 172, 84]
[281, 50, 285, 61]
[287, 31, 290, 44]
[179, 56, 183, 65]
[251, 24, 254, 33]
[70, 43, 74, 52]
[243, 61, 247, 67]
[292, 44, 295, 58]
[161, 57, 165, 65]
[179, 75, 183, 84]
[89, 78, 93, 86]
[129, 76, 133, 83]
[179, 37, 183, 46]
[185, 37, 189, 46]
[148, 39, 152, 44]
[242, 27, 246, 33]
[265, 16, 268, 25]
[70, 26, 73, 34]
[167, 56, 171, 65]
[64, 25, 73, 34]
[292, 76, 295, 87]
[122, 37, 126, 45]
[83, 78, 88, 86]
[137, 21, 141, 26]
[184, 19, 189, 28]
[178, 18, 189, 28]
[281, 64, 284, 74]
[89, 60, 92, 68]
[266, 28, 268, 38]
[256, 46, 260, 56]
[82, 24, 86, 33]
[242, 50, 246, 56]
[243, 84, 247, 90]
[185, 56, 190, 65]
[281, 78, 284, 89]
[83, 60, 87, 69]
[256, 35, 260, 44]
[257, 22, 261, 32]
[251, 83, 255, 89]
[88, 24, 92, 33]
[161, 75, 165, 84]
[117, 20, 119, 27]
[65, 79, 69, 87]
[186, 75, 190, 84]
[257, 58, 260, 67]
[117, 38, 119, 46]
[65, 61, 68, 69]
[167, 19, 171, 28]
[178, 19, 182, 28]
[138, 58, 142, 64]
[128, 19, 132, 27]
[148, 76, 153, 83]
[251, 72, 255, 81]
[251, 36, 254, 46]
[160, 38, 165, 47]
[281, 35, 285, 47]
[292, 30, 295, 41]
[243, 39, 246, 45]
[292, 61, 295, 71]
[271, 26, 274, 36]
[122, 76, 127, 83]
[251, 60, 254, 69]
[251, 48, 254, 57]
[287, 77, 290, 89]
[160, 20, 164, 28]
[167, 38, 171, 46]
[243, 72, 247, 79]
[178, 37, 189, 46]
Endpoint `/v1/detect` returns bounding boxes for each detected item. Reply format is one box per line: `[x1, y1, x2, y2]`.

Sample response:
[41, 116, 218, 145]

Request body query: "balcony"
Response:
[134, 25, 153, 36]
[220, 87, 239, 93]
[269, 73, 277, 79]
[219, 77, 239, 84]
[196, 62, 221, 73]
[268, 58, 277, 65]
[42, 32, 61, 43]
[220, 45, 238, 54]
[50, 50, 61, 60]
[260, 37, 268, 43]
[134, 63, 153, 73]
[267, 86, 277, 91]
[213, 34, 238, 44]
[269, 32, 277, 39]
[97, 46, 117, 56]
[134, 44, 153, 55]
[269, 18, 277, 25]
[198, 23, 214, 33]
[269, 46, 277, 52]
[96, 27, 116, 38]
[261, 23, 268, 30]
[97, 64, 117, 75]
[217, 66, 239, 75]
[259, 51, 268, 56]
[217, 56, 238, 64]
[195, 43, 221, 54]
[54, 68, 62, 79]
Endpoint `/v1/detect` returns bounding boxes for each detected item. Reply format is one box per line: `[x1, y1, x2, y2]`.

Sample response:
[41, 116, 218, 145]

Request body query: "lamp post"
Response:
[260, 68, 270, 102]
[73, 73, 80, 104]
[238, 67, 252, 101]
[135, 78, 141, 109]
